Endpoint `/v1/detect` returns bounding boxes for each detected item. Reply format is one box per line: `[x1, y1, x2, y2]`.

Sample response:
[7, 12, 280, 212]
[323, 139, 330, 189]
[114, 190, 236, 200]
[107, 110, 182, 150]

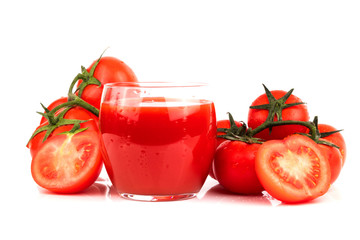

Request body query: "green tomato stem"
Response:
[68, 73, 83, 98]
[247, 120, 318, 140]
[50, 94, 100, 117]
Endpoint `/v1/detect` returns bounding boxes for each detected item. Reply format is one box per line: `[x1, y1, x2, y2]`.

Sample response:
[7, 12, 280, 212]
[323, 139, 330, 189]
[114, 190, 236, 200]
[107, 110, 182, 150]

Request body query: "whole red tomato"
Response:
[77, 56, 138, 109]
[248, 90, 309, 140]
[209, 119, 242, 179]
[216, 119, 242, 147]
[213, 140, 264, 195]
[317, 124, 346, 166]
[318, 144, 342, 184]
[306, 123, 346, 184]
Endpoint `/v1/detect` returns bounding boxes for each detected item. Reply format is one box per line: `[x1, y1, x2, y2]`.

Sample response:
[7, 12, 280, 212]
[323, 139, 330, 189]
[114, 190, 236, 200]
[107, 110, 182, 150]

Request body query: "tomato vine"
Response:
[28, 52, 106, 144]
[218, 85, 341, 149]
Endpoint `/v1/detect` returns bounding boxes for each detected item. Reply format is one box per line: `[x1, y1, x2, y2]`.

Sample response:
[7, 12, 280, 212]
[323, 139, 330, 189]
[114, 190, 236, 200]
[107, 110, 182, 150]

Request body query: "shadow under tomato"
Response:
[201, 184, 282, 206]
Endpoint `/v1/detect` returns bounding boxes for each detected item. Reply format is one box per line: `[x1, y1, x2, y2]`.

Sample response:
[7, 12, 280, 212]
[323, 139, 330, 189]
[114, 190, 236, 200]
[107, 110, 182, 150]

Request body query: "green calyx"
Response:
[250, 84, 306, 122]
[299, 116, 341, 149]
[68, 54, 103, 100]
[249, 84, 305, 134]
[217, 113, 264, 144]
[28, 106, 88, 144]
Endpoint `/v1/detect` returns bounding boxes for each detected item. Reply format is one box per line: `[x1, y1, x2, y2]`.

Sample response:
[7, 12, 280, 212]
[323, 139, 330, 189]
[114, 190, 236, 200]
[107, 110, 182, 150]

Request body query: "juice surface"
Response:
[100, 97, 216, 195]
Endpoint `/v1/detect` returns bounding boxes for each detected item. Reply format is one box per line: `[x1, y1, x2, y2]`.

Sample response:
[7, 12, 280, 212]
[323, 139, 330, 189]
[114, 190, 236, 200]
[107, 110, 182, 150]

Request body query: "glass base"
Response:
[120, 193, 197, 202]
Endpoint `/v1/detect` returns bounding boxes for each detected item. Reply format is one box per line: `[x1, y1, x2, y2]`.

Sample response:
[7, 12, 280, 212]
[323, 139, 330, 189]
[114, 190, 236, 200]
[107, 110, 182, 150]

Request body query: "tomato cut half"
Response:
[31, 131, 103, 193]
[255, 135, 331, 203]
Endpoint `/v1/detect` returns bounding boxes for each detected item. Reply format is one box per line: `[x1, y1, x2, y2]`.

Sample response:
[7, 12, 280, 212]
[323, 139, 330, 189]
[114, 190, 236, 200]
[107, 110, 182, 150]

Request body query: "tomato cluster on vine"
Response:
[27, 53, 138, 194]
[210, 85, 346, 203]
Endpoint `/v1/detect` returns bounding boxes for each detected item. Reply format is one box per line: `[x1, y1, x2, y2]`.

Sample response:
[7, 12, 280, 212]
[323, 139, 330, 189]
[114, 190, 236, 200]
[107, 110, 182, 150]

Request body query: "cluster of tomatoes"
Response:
[27, 54, 138, 193]
[210, 86, 346, 203]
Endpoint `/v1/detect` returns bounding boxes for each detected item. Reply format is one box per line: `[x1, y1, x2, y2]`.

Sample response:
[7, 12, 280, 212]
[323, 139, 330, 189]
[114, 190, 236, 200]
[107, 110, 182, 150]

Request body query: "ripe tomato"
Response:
[38, 97, 99, 124]
[248, 90, 309, 140]
[28, 105, 99, 158]
[213, 140, 264, 195]
[31, 130, 103, 193]
[77, 56, 138, 109]
[255, 134, 331, 203]
[318, 144, 342, 184]
[209, 119, 242, 179]
[216, 119, 242, 146]
[317, 124, 346, 166]
[306, 123, 346, 184]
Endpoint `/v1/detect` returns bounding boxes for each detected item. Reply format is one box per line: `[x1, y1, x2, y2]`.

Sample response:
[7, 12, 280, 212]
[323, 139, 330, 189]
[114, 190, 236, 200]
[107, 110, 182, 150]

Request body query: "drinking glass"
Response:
[100, 82, 216, 201]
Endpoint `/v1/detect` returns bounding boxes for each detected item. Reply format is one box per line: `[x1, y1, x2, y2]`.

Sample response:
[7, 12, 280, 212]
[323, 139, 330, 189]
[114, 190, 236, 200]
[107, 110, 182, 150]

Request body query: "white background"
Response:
[1, 0, 359, 239]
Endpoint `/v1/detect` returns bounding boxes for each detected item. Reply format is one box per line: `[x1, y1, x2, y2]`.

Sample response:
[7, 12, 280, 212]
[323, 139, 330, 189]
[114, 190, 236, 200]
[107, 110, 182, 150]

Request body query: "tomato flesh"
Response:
[255, 135, 330, 203]
[31, 131, 102, 193]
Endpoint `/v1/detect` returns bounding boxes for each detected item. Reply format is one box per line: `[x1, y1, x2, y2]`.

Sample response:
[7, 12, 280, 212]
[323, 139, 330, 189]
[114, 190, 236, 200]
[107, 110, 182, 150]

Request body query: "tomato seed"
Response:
[294, 179, 303, 189]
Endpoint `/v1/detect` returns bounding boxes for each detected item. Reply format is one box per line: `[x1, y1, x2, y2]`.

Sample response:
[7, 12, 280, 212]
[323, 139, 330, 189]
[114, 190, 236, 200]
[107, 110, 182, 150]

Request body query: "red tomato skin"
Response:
[318, 144, 342, 184]
[255, 135, 331, 203]
[248, 90, 310, 140]
[209, 120, 242, 179]
[317, 124, 346, 166]
[305, 123, 345, 184]
[78, 56, 138, 109]
[214, 140, 264, 195]
[31, 131, 103, 194]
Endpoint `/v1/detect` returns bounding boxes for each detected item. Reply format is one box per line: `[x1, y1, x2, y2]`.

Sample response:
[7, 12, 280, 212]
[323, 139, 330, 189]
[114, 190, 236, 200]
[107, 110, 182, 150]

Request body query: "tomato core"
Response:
[270, 146, 321, 191]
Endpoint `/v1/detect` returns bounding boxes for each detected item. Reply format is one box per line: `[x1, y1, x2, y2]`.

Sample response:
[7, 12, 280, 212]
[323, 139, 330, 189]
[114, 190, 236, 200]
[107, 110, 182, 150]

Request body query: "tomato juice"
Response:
[100, 97, 216, 198]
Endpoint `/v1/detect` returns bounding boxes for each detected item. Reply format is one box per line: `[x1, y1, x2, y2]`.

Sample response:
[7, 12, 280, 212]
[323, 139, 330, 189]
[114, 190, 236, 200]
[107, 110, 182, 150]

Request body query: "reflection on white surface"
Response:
[32, 174, 345, 207]
[31, 174, 341, 207]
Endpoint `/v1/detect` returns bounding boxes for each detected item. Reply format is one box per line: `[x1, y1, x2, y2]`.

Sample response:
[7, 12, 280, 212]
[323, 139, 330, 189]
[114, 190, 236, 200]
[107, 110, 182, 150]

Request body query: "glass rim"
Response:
[103, 81, 208, 88]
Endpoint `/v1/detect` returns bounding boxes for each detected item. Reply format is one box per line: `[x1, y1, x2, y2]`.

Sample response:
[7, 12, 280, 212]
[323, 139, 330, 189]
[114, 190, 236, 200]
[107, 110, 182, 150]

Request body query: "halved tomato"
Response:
[255, 134, 331, 203]
[31, 130, 103, 193]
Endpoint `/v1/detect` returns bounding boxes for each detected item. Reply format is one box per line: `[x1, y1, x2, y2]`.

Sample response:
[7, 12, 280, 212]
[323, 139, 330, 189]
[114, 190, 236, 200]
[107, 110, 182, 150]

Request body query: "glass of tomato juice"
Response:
[99, 82, 217, 201]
